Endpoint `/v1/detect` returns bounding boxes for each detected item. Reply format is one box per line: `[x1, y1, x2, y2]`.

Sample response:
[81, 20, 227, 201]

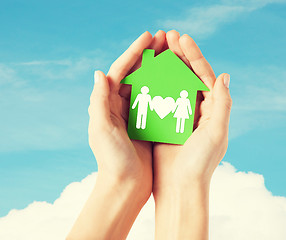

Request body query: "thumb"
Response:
[88, 70, 111, 132]
[209, 73, 232, 138]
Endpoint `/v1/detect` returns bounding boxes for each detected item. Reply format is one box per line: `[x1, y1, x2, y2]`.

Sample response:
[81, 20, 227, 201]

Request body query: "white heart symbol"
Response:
[152, 96, 175, 119]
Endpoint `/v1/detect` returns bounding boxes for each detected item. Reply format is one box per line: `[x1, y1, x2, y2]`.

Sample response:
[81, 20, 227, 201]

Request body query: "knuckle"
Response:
[88, 124, 112, 152]
[214, 95, 233, 111]
[110, 62, 120, 73]
[109, 63, 124, 80]
[225, 96, 233, 110]
[89, 91, 109, 108]
[128, 48, 141, 59]
[89, 92, 96, 104]
[88, 104, 95, 116]
[116, 66, 129, 80]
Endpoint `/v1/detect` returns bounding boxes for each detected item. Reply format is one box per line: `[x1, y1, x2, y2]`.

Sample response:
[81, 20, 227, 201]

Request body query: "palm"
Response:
[153, 31, 229, 188]
[153, 91, 216, 184]
[106, 31, 168, 178]
[105, 85, 153, 181]
[89, 31, 166, 189]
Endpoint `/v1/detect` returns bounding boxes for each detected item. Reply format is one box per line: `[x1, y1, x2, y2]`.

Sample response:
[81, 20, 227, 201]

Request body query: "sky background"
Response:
[0, 0, 286, 218]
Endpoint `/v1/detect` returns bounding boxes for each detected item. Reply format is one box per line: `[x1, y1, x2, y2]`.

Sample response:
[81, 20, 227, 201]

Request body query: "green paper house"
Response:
[121, 49, 209, 144]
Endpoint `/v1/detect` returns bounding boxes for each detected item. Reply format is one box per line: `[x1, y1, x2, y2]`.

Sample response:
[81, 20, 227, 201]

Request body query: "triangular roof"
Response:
[121, 49, 209, 92]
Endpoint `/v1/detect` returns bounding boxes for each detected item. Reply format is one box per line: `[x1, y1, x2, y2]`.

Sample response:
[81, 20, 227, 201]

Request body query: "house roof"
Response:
[121, 49, 209, 92]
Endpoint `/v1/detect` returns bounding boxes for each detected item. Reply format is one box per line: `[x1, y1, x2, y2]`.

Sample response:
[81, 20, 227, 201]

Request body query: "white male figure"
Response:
[132, 86, 153, 129]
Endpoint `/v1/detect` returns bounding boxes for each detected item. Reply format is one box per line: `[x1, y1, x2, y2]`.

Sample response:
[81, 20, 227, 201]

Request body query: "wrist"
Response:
[96, 171, 151, 204]
[154, 179, 209, 201]
[67, 171, 151, 240]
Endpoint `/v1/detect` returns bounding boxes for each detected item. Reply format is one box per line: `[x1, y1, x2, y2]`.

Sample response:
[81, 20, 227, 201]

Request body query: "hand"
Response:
[88, 30, 166, 199]
[67, 31, 167, 240]
[153, 30, 232, 191]
[152, 30, 232, 240]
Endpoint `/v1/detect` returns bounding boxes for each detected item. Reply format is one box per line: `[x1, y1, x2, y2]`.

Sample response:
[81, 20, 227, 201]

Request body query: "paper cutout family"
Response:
[132, 86, 192, 134]
[121, 49, 209, 145]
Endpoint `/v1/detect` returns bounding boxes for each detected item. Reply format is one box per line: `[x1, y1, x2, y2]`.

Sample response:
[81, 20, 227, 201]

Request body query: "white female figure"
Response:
[172, 90, 192, 133]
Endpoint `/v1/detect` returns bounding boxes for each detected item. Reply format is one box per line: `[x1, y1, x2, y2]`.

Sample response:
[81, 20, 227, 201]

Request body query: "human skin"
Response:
[67, 30, 232, 240]
[66, 30, 166, 240]
[153, 30, 232, 240]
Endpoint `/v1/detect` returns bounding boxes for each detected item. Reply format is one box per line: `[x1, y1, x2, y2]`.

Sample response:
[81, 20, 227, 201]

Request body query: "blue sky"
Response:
[0, 0, 285, 217]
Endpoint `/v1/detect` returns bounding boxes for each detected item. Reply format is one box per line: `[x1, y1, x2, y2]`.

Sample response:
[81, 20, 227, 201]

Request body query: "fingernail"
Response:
[224, 74, 230, 89]
[94, 71, 100, 83]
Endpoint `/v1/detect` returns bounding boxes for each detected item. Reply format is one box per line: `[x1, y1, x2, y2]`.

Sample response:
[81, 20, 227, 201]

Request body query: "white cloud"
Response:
[0, 85, 89, 151]
[0, 64, 21, 87]
[221, 0, 286, 8]
[17, 60, 72, 66]
[14, 53, 108, 82]
[0, 162, 285, 240]
[0, 52, 110, 152]
[162, 5, 248, 38]
[1, 56, 285, 150]
[210, 163, 286, 239]
[226, 65, 286, 139]
[0, 89, 91, 151]
[160, 0, 286, 38]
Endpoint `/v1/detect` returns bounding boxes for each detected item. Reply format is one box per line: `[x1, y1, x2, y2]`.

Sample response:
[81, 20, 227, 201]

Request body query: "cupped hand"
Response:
[88, 31, 166, 200]
[153, 30, 232, 193]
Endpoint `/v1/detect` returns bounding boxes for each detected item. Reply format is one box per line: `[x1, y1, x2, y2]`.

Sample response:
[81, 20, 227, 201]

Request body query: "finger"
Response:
[209, 73, 232, 141]
[121, 96, 130, 123]
[179, 34, 216, 93]
[128, 30, 167, 75]
[166, 30, 191, 68]
[107, 31, 153, 91]
[161, 37, 169, 52]
[120, 30, 167, 101]
[119, 84, 131, 100]
[88, 71, 112, 133]
[149, 30, 167, 55]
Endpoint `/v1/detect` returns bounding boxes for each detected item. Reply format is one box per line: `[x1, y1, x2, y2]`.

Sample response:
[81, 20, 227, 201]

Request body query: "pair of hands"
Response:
[88, 30, 232, 204]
